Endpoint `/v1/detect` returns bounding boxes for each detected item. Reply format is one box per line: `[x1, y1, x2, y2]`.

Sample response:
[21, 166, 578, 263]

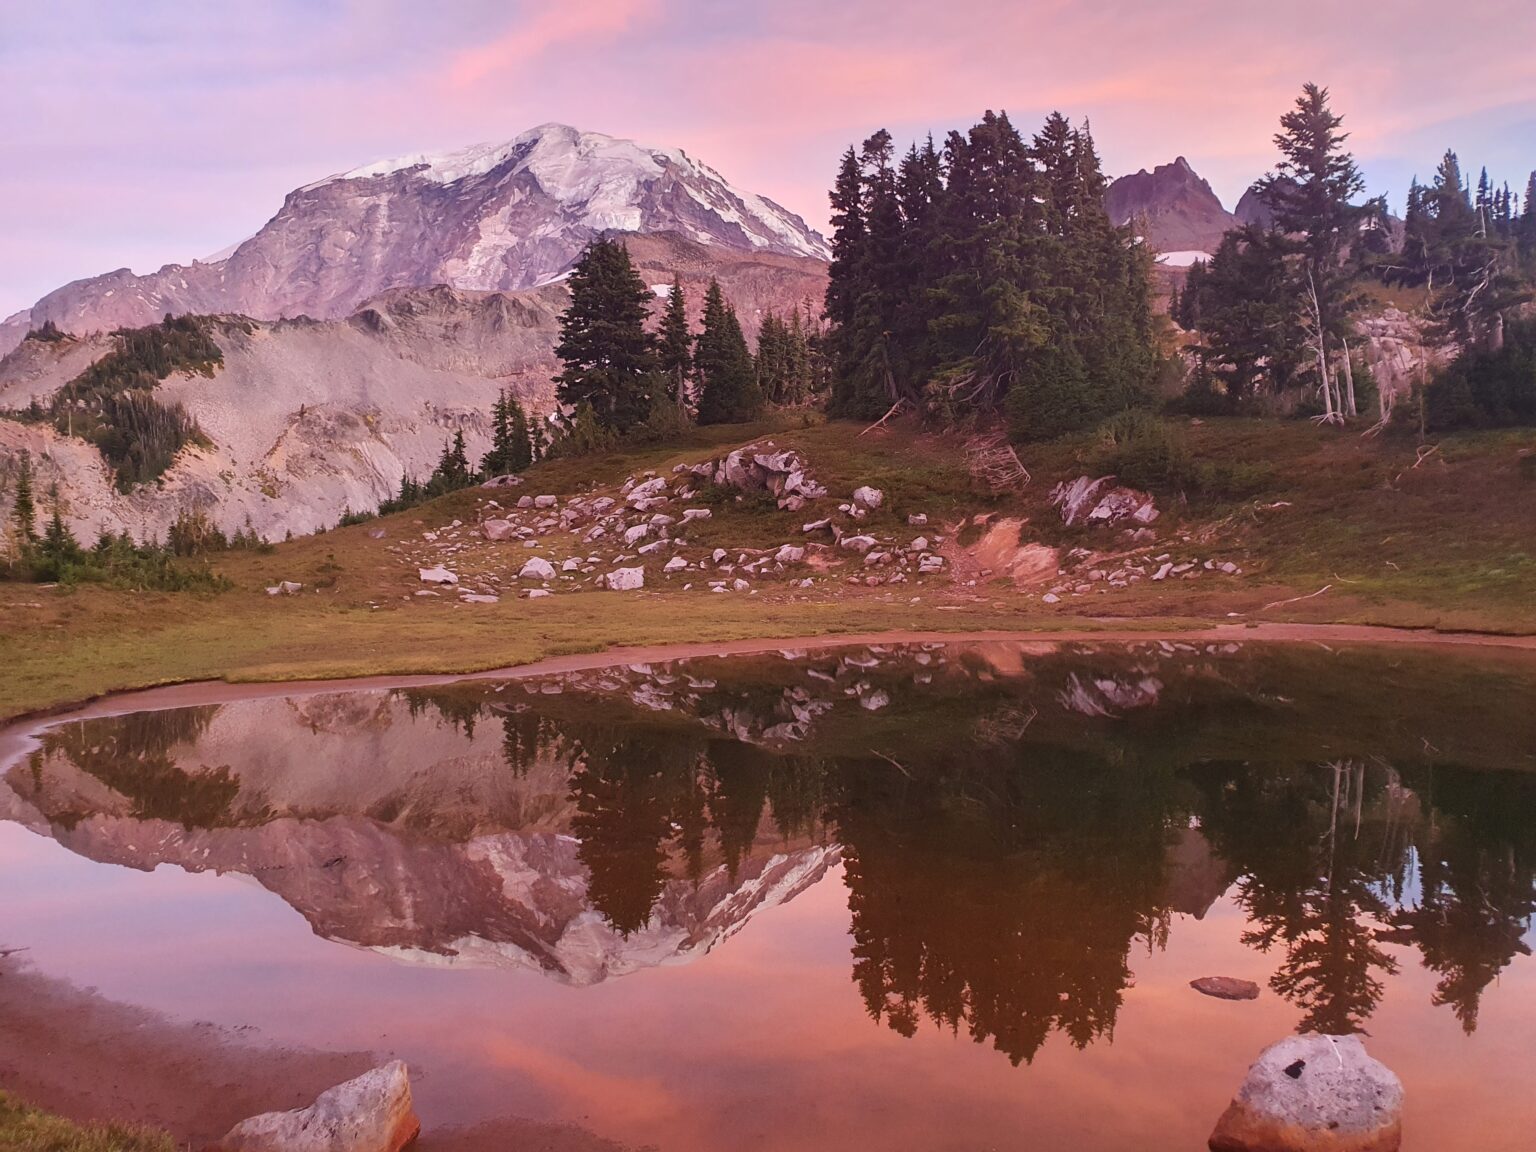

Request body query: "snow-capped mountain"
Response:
[0, 123, 829, 355]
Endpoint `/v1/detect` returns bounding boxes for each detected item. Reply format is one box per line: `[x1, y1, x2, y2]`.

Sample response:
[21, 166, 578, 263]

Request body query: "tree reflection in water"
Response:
[16, 643, 1536, 1058]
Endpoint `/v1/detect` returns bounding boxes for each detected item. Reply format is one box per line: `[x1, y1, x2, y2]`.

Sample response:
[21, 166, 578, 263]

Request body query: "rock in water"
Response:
[1209, 1034, 1402, 1152]
[216, 1061, 421, 1152]
[1191, 976, 1261, 1001]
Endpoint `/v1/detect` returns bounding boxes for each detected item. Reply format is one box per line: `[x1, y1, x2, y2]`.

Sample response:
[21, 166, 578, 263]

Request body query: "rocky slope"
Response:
[0, 234, 827, 542]
[1106, 157, 1237, 261]
[0, 123, 829, 356]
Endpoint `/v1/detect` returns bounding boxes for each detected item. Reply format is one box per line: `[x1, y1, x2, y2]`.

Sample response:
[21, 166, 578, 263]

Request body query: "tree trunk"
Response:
[1341, 336, 1358, 419]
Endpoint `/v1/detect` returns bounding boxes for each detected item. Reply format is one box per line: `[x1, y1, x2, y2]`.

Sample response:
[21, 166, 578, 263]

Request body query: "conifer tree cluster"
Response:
[693, 280, 763, 425]
[480, 388, 534, 477]
[822, 111, 1158, 440]
[754, 305, 822, 405]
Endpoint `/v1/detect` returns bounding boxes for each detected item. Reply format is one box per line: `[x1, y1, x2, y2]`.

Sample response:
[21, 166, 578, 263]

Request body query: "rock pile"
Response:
[1051, 475, 1159, 527]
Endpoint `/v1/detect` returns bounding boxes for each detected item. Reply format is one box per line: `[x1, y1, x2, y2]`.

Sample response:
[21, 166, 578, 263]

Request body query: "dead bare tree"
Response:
[965, 431, 1031, 494]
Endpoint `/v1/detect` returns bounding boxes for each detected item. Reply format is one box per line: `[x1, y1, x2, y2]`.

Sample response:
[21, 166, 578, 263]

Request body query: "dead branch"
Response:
[964, 431, 1031, 494]
[1262, 585, 1333, 611]
[859, 399, 906, 437]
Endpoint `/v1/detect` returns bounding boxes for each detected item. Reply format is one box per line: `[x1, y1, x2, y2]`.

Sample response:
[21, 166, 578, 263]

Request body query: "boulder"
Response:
[265, 581, 303, 596]
[1209, 1035, 1403, 1152]
[481, 519, 517, 541]
[1191, 976, 1261, 1001]
[852, 486, 884, 510]
[663, 557, 689, 573]
[918, 554, 945, 574]
[775, 544, 805, 565]
[517, 557, 556, 581]
[681, 507, 712, 523]
[840, 535, 878, 554]
[1051, 475, 1115, 526]
[1087, 486, 1159, 526]
[623, 523, 650, 546]
[626, 477, 668, 504]
[604, 567, 645, 591]
[533, 494, 558, 508]
[214, 1061, 420, 1152]
[417, 566, 457, 585]
[561, 558, 581, 572]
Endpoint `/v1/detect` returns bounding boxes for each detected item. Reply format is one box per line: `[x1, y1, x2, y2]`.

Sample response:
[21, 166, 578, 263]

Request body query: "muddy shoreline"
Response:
[6, 621, 1536, 775]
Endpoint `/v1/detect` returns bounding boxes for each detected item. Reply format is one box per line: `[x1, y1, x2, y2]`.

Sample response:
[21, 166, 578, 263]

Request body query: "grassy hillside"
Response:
[0, 1092, 172, 1152]
[2, 414, 1533, 721]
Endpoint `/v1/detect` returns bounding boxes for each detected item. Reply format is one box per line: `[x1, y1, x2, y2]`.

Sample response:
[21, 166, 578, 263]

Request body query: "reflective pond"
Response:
[3, 639, 1536, 1150]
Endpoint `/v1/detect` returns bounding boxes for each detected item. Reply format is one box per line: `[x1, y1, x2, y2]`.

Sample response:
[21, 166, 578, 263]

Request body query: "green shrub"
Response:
[1092, 410, 1192, 490]
[0, 1091, 174, 1152]
[1427, 316, 1536, 430]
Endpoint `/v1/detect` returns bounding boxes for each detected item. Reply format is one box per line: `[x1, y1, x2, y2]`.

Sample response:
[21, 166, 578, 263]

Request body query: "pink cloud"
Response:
[448, 0, 661, 87]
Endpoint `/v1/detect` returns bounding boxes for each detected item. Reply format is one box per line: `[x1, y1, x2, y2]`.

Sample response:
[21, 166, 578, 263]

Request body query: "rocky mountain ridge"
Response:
[1105, 156, 1238, 259]
[0, 123, 829, 356]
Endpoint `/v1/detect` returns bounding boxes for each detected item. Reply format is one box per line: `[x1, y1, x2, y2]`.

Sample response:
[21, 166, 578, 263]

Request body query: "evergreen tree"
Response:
[1191, 227, 1305, 401]
[694, 280, 763, 424]
[428, 429, 472, 494]
[480, 390, 533, 477]
[657, 277, 692, 404]
[1252, 84, 1368, 418]
[10, 451, 36, 545]
[1521, 172, 1536, 254]
[553, 238, 658, 433]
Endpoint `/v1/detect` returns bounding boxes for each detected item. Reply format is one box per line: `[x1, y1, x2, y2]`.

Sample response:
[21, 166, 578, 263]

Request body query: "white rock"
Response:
[626, 477, 668, 504]
[712, 548, 728, 564]
[681, 507, 712, 523]
[802, 518, 832, 534]
[638, 540, 665, 555]
[1042, 592, 1061, 604]
[664, 557, 689, 573]
[907, 513, 928, 526]
[214, 1061, 420, 1152]
[480, 519, 517, 541]
[418, 566, 458, 585]
[775, 544, 805, 564]
[910, 536, 930, 551]
[918, 554, 944, 574]
[732, 578, 751, 592]
[460, 593, 499, 604]
[852, 486, 884, 510]
[516, 495, 534, 509]
[1209, 1034, 1403, 1152]
[1153, 562, 1174, 581]
[624, 523, 650, 546]
[561, 558, 581, 572]
[604, 567, 645, 591]
[265, 581, 303, 596]
[533, 494, 557, 508]
[525, 588, 552, 599]
[518, 557, 556, 581]
[840, 535, 878, 554]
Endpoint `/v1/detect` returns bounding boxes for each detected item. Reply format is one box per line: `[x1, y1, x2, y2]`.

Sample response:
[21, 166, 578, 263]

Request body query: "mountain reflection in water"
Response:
[5, 639, 1536, 1065]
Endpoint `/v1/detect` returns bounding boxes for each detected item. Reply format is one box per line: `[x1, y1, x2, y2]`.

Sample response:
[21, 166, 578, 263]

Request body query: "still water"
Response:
[3, 639, 1536, 1149]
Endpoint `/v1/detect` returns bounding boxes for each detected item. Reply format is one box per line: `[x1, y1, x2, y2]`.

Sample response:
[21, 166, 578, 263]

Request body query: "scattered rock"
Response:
[802, 518, 832, 534]
[840, 535, 877, 554]
[1087, 486, 1159, 526]
[623, 523, 650, 546]
[852, 485, 884, 510]
[459, 593, 499, 604]
[604, 566, 645, 591]
[480, 519, 517, 541]
[533, 494, 558, 508]
[417, 566, 458, 585]
[663, 557, 689, 573]
[481, 474, 524, 489]
[681, 507, 712, 523]
[214, 1060, 421, 1152]
[1209, 1034, 1403, 1152]
[524, 588, 552, 599]
[1042, 592, 1061, 604]
[561, 558, 581, 572]
[264, 581, 303, 596]
[517, 557, 556, 581]
[1153, 562, 1174, 581]
[908, 513, 928, 526]
[1191, 977, 1261, 1001]
[918, 554, 944, 574]
[775, 544, 805, 565]
[366, 527, 387, 539]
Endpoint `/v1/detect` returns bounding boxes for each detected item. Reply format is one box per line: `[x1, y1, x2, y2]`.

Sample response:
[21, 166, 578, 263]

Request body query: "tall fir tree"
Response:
[1252, 83, 1368, 418]
[694, 280, 763, 424]
[554, 238, 659, 433]
[10, 451, 36, 545]
[657, 277, 692, 404]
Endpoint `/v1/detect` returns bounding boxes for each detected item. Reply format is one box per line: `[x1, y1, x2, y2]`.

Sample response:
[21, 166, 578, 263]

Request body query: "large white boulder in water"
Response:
[1209, 1034, 1402, 1152]
[215, 1061, 421, 1152]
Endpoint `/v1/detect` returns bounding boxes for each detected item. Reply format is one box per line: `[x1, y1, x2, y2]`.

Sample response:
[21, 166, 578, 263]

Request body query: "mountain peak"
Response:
[1105, 156, 1236, 256]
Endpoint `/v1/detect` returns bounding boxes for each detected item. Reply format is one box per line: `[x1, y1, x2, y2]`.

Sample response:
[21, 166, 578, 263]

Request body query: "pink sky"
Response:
[4, 0, 1534, 316]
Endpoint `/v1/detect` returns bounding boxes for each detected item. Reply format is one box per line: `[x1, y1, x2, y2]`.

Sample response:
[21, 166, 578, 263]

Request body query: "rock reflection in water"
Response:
[5, 639, 1536, 1061]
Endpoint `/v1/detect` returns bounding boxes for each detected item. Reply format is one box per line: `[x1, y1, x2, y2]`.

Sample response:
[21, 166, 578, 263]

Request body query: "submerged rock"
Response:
[215, 1060, 421, 1152]
[1191, 976, 1261, 1001]
[1209, 1034, 1402, 1152]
